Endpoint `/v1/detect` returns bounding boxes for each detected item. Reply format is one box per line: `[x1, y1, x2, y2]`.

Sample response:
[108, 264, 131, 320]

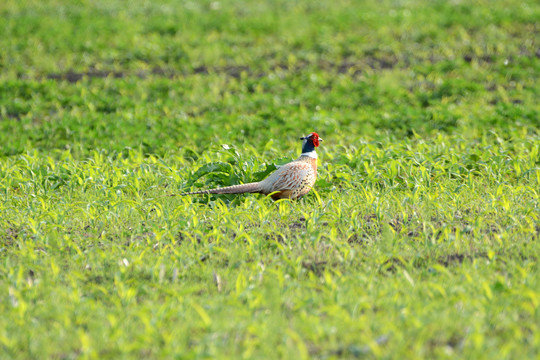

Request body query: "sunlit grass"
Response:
[1, 0, 539, 358]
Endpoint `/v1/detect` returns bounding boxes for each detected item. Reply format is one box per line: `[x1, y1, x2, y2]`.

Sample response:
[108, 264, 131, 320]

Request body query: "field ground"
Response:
[0, 0, 539, 358]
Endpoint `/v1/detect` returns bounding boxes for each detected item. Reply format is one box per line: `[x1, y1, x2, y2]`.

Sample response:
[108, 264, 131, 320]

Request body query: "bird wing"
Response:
[259, 161, 312, 194]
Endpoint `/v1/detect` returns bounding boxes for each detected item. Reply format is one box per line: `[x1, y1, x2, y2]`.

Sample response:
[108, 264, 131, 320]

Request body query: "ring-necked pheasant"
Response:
[181, 132, 323, 200]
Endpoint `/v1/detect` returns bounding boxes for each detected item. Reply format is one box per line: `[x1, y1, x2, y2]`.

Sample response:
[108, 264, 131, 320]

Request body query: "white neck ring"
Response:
[300, 150, 317, 159]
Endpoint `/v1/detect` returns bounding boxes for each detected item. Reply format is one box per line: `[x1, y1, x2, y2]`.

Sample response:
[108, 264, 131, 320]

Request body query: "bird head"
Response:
[300, 132, 322, 148]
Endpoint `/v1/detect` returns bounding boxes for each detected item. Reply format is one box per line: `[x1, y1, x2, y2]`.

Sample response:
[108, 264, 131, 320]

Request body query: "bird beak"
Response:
[318, 138, 323, 142]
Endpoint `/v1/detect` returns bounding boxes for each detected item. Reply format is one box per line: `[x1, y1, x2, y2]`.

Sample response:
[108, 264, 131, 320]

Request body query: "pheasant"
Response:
[181, 132, 323, 200]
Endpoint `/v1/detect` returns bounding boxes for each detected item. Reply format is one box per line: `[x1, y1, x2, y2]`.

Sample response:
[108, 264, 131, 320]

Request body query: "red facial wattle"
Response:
[311, 132, 320, 147]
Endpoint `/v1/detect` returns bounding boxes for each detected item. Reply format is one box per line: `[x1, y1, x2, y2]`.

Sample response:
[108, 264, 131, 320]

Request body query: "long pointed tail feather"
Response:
[181, 182, 262, 196]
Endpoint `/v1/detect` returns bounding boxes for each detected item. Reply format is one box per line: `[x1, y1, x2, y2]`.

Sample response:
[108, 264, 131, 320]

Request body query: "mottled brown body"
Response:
[266, 155, 318, 200]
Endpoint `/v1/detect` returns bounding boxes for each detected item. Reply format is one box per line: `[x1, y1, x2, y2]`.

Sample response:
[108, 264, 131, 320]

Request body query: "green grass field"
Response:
[1, 0, 539, 358]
